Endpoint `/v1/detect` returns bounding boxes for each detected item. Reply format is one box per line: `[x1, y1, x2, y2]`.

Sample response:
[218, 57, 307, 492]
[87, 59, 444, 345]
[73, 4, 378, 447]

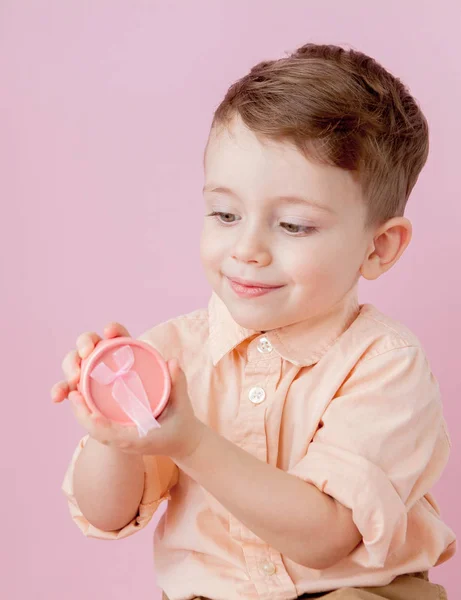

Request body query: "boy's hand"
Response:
[51, 322, 131, 404]
[51, 324, 205, 461]
[77, 358, 205, 460]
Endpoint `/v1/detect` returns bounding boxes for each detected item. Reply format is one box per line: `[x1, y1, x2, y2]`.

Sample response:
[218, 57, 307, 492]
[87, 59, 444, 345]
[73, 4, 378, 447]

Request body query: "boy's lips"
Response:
[226, 276, 285, 298]
[226, 276, 284, 289]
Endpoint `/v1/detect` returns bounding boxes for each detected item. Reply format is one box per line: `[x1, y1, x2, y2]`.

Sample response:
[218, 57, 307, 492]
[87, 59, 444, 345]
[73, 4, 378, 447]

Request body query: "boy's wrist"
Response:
[172, 418, 211, 469]
[85, 434, 145, 464]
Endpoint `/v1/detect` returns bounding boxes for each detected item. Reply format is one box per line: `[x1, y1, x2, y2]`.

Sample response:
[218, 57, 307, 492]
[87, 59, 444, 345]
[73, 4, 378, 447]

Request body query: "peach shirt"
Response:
[62, 289, 456, 600]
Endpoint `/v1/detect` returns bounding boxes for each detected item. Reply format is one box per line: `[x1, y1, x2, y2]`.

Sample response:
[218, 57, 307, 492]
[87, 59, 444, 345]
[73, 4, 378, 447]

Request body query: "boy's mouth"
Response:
[226, 276, 285, 298]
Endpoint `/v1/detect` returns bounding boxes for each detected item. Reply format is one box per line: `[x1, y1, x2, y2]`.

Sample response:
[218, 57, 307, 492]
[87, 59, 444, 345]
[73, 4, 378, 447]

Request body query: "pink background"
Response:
[1, 1, 459, 598]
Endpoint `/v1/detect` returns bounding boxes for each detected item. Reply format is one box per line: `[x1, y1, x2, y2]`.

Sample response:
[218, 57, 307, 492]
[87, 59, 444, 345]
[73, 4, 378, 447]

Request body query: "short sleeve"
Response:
[289, 345, 449, 568]
[62, 435, 179, 540]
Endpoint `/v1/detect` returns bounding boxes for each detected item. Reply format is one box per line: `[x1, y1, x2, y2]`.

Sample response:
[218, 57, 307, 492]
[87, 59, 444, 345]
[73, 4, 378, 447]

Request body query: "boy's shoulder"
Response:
[137, 304, 210, 360]
[345, 303, 427, 361]
[136, 300, 430, 369]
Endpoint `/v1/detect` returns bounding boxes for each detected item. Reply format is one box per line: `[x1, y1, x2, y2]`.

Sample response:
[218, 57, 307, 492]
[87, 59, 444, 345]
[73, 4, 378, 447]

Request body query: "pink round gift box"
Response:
[78, 337, 171, 425]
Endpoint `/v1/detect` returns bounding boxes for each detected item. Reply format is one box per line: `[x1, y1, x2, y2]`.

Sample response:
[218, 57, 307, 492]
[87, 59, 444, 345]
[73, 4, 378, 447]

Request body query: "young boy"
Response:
[52, 43, 456, 599]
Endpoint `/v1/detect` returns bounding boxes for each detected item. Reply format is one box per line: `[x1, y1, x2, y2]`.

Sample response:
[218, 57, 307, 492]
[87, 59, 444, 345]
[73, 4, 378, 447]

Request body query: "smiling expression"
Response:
[200, 115, 374, 332]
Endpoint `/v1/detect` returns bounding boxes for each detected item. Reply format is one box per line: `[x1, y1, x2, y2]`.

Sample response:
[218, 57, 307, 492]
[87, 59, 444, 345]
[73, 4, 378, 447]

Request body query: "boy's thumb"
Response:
[167, 358, 188, 400]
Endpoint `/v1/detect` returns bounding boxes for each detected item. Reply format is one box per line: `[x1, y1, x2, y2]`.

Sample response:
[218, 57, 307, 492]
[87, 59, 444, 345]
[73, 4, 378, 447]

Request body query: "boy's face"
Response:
[200, 115, 374, 332]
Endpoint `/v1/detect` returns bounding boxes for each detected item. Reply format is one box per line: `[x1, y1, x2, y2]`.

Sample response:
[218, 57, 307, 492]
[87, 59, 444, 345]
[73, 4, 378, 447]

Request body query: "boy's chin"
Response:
[228, 305, 284, 333]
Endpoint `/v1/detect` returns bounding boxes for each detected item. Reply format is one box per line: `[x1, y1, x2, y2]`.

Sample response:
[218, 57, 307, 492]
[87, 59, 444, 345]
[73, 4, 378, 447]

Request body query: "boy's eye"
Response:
[280, 222, 317, 235]
[206, 212, 316, 236]
[207, 211, 239, 224]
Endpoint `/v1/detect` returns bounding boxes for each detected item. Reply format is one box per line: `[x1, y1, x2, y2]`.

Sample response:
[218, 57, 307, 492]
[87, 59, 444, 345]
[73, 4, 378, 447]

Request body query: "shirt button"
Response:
[260, 560, 276, 576]
[257, 336, 273, 354]
[248, 386, 266, 404]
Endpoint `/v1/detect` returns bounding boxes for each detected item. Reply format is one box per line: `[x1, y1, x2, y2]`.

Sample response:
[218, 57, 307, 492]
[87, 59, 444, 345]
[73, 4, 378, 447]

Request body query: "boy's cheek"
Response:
[200, 228, 224, 260]
[291, 257, 347, 302]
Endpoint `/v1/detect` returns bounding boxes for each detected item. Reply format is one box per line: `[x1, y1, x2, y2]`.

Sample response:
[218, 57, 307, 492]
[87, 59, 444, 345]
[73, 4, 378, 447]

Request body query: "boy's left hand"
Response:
[67, 358, 206, 461]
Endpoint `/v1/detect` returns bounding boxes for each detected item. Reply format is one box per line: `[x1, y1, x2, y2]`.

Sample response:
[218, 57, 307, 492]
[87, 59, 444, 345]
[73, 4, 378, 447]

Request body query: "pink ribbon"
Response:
[90, 345, 161, 437]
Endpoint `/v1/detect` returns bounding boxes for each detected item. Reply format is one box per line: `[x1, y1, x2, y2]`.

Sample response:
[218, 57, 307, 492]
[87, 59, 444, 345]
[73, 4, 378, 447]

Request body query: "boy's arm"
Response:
[73, 436, 145, 532]
[177, 345, 446, 570]
[63, 435, 178, 538]
[177, 427, 361, 570]
[62, 323, 180, 538]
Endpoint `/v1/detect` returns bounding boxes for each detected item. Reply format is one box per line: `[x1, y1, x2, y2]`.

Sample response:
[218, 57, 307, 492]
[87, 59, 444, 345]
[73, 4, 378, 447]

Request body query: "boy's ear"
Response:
[360, 217, 412, 281]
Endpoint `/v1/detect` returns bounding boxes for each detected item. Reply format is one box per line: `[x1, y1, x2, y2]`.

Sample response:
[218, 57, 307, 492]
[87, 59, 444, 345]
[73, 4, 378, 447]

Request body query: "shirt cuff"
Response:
[289, 441, 407, 568]
[61, 435, 175, 540]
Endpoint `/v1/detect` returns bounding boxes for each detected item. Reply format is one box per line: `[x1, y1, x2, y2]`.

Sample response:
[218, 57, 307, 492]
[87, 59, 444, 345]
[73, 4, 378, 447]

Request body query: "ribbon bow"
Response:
[90, 345, 161, 437]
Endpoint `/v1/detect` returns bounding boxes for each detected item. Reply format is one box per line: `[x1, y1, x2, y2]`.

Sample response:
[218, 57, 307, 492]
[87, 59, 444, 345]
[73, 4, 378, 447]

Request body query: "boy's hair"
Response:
[210, 43, 429, 227]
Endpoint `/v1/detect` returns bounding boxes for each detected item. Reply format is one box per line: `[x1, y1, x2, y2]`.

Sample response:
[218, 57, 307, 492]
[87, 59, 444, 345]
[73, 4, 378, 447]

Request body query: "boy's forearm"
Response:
[176, 426, 361, 569]
[73, 437, 145, 532]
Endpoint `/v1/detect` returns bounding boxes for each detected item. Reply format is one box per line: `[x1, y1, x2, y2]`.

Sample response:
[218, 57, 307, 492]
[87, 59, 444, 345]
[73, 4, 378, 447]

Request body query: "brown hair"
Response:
[209, 43, 429, 227]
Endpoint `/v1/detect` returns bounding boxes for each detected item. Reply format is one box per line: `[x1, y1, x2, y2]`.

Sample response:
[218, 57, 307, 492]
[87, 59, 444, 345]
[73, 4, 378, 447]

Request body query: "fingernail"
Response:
[78, 344, 91, 357]
[51, 385, 63, 402]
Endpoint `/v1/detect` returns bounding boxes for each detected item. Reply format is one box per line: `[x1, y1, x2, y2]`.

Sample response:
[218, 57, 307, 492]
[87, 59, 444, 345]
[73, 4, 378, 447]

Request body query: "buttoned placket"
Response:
[228, 335, 298, 600]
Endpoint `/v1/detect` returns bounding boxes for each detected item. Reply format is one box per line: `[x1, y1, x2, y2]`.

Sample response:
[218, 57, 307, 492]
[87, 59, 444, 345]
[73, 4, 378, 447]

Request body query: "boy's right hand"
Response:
[51, 322, 131, 405]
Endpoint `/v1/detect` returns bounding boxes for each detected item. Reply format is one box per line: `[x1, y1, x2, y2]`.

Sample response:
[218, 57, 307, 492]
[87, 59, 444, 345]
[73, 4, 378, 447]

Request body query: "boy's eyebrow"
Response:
[202, 185, 335, 214]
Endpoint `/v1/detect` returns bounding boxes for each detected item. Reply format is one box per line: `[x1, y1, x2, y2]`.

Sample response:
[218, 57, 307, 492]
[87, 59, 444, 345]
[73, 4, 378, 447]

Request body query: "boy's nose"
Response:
[231, 231, 272, 266]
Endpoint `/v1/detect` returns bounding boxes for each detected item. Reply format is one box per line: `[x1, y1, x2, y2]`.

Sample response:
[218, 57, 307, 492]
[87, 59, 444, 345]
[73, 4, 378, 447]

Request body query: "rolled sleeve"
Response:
[62, 435, 178, 540]
[289, 345, 447, 568]
[290, 442, 407, 567]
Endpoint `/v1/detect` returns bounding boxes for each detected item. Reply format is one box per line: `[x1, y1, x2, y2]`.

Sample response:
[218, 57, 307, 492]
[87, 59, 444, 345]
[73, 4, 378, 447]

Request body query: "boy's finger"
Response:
[76, 332, 102, 360]
[51, 380, 69, 403]
[62, 350, 81, 390]
[103, 322, 131, 339]
[167, 359, 188, 401]
[68, 392, 113, 444]
[68, 391, 92, 425]
[69, 392, 132, 448]
[87, 412, 119, 445]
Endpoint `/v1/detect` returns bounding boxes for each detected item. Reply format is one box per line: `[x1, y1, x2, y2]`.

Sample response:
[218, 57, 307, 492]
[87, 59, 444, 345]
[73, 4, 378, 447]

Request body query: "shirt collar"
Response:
[208, 285, 360, 367]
